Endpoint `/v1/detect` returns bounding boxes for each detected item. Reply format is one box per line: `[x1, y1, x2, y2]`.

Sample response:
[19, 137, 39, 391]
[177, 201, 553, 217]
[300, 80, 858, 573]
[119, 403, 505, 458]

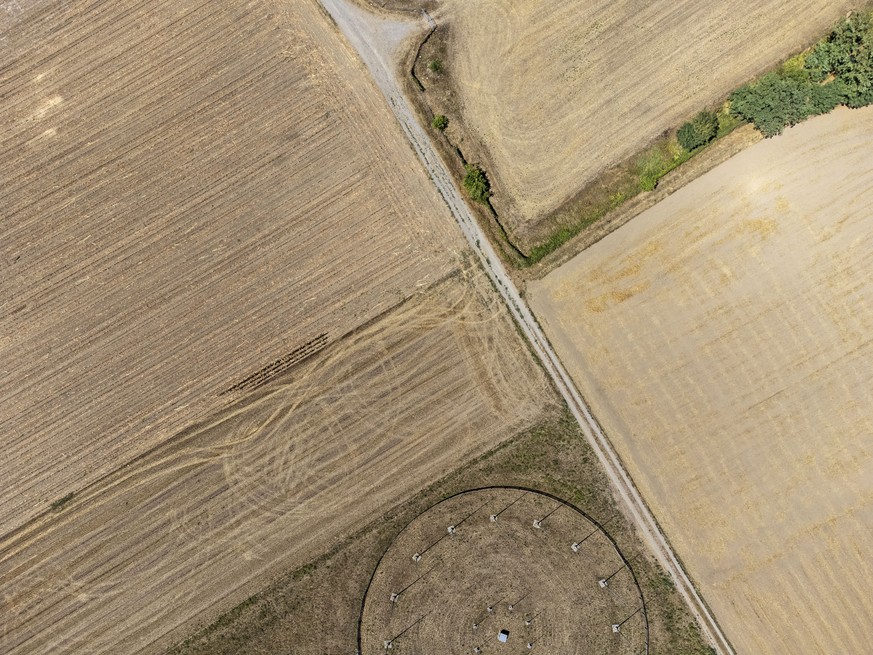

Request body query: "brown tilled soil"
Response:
[530, 106, 873, 655]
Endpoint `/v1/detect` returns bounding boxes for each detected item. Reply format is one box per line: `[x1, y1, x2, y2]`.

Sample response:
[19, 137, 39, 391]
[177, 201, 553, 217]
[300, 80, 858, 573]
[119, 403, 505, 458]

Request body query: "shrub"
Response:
[729, 72, 839, 137]
[431, 114, 448, 131]
[716, 102, 745, 137]
[428, 59, 443, 74]
[636, 141, 684, 191]
[677, 110, 719, 151]
[806, 13, 873, 108]
[463, 164, 491, 203]
[731, 12, 873, 136]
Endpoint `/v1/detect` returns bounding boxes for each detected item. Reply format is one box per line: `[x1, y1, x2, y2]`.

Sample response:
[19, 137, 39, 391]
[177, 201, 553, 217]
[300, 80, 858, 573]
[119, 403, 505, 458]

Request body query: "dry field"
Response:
[0, 0, 551, 652]
[426, 0, 864, 239]
[1, 270, 548, 653]
[0, 0, 463, 535]
[361, 488, 645, 654]
[168, 410, 714, 655]
[529, 107, 873, 654]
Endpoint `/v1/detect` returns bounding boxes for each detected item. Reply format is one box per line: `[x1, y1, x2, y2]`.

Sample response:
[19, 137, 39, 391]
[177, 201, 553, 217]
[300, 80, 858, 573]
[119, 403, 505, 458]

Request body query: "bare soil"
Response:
[530, 106, 873, 655]
[361, 489, 645, 654]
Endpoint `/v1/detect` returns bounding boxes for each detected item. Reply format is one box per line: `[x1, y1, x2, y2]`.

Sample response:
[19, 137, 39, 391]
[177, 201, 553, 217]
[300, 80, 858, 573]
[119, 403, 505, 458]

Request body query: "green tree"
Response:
[428, 59, 443, 74]
[729, 72, 839, 137]
[806, 13, 873, 108]
[463, 164, 491, 203]
[677, 110, 719, 151]
[431, 114, 449, 131]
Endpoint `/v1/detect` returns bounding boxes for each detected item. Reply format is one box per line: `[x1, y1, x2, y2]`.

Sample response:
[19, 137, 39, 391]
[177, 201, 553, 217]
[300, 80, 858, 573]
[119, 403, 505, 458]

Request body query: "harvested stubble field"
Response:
[419, 0, 865, 243]
[529, 107, 873, 654]
[0, 0, 462, 534]
[0, 0, 551, 651]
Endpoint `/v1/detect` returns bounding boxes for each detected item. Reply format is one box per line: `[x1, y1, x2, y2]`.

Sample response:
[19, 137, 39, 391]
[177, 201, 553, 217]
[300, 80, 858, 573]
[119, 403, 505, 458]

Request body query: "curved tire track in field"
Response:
[317, 1, 735, 653]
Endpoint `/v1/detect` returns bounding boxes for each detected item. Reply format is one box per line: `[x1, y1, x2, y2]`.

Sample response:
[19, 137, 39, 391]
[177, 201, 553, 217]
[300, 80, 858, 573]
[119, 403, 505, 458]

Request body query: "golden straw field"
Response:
[530, 107, 873, 654]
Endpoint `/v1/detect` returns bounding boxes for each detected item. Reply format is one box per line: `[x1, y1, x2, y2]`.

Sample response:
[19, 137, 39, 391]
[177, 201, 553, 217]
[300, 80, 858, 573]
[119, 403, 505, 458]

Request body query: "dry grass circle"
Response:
[360, 487, 647, 654]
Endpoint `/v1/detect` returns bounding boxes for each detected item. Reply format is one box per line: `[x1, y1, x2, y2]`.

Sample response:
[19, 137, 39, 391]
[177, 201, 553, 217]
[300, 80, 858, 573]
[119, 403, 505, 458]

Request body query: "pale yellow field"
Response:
[529, 107, 873, 654]
[434, 0, 864, 237]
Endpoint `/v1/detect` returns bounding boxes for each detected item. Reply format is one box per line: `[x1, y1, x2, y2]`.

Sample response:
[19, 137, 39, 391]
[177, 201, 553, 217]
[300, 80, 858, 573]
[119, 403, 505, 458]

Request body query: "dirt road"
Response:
[319, 1, 735, 653]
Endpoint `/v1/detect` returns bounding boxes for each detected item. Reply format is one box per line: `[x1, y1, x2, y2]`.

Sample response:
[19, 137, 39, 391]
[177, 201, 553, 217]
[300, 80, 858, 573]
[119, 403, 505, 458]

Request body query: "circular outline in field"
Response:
[358, 486, 649, 654]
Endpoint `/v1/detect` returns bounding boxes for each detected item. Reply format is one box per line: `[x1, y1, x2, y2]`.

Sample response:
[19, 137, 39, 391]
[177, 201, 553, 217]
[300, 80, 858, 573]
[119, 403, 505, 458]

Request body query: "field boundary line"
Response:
[318, 1, 736, 652]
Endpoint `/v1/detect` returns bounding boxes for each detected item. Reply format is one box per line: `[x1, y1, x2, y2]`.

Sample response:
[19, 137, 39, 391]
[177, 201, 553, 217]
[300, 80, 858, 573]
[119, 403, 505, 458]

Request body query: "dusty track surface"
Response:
[1, 0, 551, 652]
[323, 2, 734, 653]
[530, 107, 873, 655]
[0, 0, 463, 535]
[429, 0, 864, 236]
[361, 489, 645, 654]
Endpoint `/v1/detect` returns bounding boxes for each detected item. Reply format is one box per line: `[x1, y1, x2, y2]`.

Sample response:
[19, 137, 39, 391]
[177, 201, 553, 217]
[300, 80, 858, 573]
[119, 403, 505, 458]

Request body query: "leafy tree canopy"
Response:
[463, 164, 491, 203]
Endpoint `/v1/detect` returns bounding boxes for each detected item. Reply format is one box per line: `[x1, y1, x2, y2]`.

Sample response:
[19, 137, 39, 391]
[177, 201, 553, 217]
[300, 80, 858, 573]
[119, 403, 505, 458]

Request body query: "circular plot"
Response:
[360, 487, 647, 654]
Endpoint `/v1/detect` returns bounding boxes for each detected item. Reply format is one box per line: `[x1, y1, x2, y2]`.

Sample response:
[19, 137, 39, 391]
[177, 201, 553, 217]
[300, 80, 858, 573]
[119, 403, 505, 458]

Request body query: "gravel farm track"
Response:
[0, 0, 551, 652]
[322, 1, 734, 653]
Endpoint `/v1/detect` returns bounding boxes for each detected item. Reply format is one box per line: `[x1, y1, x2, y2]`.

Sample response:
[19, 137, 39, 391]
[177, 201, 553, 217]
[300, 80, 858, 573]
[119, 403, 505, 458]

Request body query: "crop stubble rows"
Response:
[434, 0, 864, 239]
[361, 489, 645, 654]
[1, 0, 550, 652]
[0, 0, 461, 534]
